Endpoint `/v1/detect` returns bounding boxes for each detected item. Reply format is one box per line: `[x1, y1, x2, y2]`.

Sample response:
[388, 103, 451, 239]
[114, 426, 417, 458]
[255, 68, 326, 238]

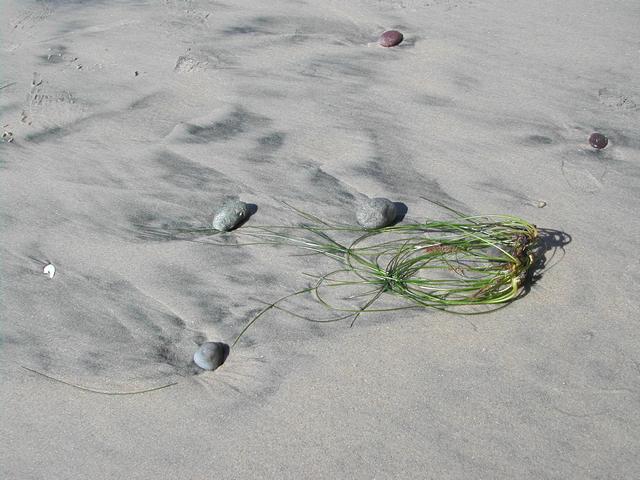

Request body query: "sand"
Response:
[1, 0, 639, 478]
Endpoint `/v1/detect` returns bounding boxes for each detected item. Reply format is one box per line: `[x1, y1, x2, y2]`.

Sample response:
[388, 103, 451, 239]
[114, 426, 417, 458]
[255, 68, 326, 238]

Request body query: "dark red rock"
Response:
[589, 133, 608, 149]
[378, 30, 404, 48]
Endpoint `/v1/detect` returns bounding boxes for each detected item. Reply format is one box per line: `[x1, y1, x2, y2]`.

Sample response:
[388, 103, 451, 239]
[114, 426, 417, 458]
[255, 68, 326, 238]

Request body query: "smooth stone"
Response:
[378, 30, 404, 47]
[589, 132, 608, 149]
[212, 200, 249, 231]
[356, 197, 397, 229]
[193, 342, 227, 371]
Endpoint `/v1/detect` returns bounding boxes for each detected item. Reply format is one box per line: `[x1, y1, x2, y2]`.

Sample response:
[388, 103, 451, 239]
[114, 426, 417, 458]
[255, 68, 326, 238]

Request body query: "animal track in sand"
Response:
[174, 53, 208, 73]
[598, 88, 638, 111]
[2, 125, 14, 143]
[160, 0, 214, 35]
[8, 3, 53, 30]
[41, 46, 83, 71]
[173, 49, 232, 73]
[423, 0, 473, 9]
[20, 73, 87, 131]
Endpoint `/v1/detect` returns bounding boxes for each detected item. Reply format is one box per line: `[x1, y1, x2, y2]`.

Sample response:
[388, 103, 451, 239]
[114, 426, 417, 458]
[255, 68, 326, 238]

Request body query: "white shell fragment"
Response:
[43, 264, 56, 278]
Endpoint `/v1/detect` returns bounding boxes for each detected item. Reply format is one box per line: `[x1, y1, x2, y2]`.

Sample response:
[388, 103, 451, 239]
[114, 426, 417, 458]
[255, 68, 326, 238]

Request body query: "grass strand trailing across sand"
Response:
[19, 365, 178, 395]
[167, 200, 540, 346]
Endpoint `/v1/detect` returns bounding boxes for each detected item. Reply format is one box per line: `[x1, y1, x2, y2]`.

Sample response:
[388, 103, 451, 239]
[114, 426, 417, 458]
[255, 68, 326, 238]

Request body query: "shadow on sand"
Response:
[523, 227, 572, 292]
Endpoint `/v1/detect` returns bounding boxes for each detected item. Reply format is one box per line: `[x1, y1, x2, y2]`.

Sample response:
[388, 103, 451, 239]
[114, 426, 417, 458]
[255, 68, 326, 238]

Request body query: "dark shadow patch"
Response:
[301, 56, 372, 79]
[153, 149, 221, 190]
[286, 33, 312, 45]
[0, 102, 22, 115]
[165, 313, 186, 330]
[193, 333, 207, 345]
[184, 110, 246, 141]
[222, 16, 277, 35]
[40, 45, 68, 64]
[222, 25, 271, 36]
[353, 158, 385, 179]
[49, 0, 110, 4]
[23, 110, 120, 144]
[0, 332, 21, 346]
[154, 337, 180, 365]
[304, 164, 356, 203]
[221, 15, 365, 44]
[395, 36, 416, 49]
[33, 350, 54, 371]
[127, 209, 200, 243]
[602, 130, 640, 150]
[258, 132, 285, 148]
[23, 126, 65, 143]
[523, 228, 572, 292]
[352, 128, 467, 211]
[160, 270, 244, 328]
[128, 92, 163, 110]
[171, 108, 268, 144]
[153, 335, 194, 375]
[81, 351, 106, 374]
[453, 73, 481, 91]
[246, 203, 258, 216]
[419, 94, 454, 107]
[524, 135, 553, 145]
[230, 202, 258, 230]
[355, 157, 465, 211]
[392, 202, 408, 224]
[247, 132, 286, 163]
[196, 300, 232, 324]
[128, 210, 160, 226]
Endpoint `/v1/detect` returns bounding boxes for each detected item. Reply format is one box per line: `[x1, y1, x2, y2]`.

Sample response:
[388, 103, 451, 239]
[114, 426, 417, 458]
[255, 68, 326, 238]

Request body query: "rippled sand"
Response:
[2, 0, 639, 478]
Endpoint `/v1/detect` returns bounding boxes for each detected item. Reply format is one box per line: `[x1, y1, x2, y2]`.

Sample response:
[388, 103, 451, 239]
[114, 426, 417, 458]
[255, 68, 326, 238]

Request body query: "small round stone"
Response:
[356, 197, 397, 229]
[589, 133, 608, 149]
[378, 30, 404, 48]
[212, 200, 250, 231]
[193, 342, 227, 371]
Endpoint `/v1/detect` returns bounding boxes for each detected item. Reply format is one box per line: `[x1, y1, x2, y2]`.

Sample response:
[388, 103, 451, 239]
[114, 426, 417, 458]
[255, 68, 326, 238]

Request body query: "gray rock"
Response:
[356, 197, 397, 229]
[193, 342, 227, 371]
[212, 200, 250, 231]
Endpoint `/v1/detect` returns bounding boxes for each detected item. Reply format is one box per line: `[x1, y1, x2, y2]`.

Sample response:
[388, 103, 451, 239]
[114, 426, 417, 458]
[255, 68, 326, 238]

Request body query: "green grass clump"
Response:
[221, 202, 540, 346]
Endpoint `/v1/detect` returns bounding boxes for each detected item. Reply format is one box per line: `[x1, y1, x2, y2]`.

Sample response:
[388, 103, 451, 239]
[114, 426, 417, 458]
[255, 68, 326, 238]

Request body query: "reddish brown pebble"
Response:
[589, 133, 608, 149]
[378, 30, 404, 48]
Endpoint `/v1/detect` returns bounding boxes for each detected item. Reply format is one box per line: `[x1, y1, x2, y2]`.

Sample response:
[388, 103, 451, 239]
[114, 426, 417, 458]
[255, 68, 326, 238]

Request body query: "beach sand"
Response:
[2, 0, 639, 478]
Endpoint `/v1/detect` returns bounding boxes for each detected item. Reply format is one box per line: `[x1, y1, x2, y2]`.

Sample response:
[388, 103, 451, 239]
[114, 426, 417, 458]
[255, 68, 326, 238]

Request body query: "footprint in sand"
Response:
[561, 150, 609, 194]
